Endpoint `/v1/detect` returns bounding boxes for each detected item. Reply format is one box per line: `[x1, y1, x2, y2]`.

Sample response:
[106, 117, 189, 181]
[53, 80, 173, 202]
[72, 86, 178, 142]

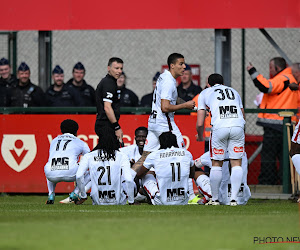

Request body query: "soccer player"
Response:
[120, 126, 148, 202]
[195, 151, 251, 205]
[196, 73, 245, 206]
[290, 119, 300, 203]
[44, 119, 90, 204]
[75, 126, 135, 205]
[120, 126, 148, 167]
[136, 132, 195, 205]
[132, 53, 198, 203]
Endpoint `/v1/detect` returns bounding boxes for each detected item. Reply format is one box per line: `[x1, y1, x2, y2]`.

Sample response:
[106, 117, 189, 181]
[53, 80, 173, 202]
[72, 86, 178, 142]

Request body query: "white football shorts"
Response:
[210, 126, 245, 161]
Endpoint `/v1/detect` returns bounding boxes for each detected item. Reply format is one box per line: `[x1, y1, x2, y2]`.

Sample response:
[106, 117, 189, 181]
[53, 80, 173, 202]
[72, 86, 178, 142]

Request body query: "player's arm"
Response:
[196, 109, 206, 141]
[131, 151, 151, 174]
[161, 99, 195, 113]
[104, 101, 123, 141]
[136, 165, 149, 179]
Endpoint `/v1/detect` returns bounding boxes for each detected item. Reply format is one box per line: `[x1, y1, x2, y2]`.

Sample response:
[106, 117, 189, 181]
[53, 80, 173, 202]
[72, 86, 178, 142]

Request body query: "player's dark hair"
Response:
[93, 126, 120, 160]
[167, 53, 184, 69]
[135, 126, 148, 136]
[271, 57, 287, 71]
[208, 73, 224, 86]
[60, 119, 79, 136]
[159, 132, 178, 149]
[108, 57, 123, 66]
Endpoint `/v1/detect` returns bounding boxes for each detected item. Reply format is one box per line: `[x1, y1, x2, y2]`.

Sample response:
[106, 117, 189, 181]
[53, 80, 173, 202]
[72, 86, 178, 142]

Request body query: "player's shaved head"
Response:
[208, 73, 224, 86]
[159, 132, 178, 149]
[60, 119, 79, 136]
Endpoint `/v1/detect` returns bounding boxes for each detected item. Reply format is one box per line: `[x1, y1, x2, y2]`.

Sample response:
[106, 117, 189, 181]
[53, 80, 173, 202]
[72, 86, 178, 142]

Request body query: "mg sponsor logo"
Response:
[213, 148, 224, 155]
[1, 134, 37, 172]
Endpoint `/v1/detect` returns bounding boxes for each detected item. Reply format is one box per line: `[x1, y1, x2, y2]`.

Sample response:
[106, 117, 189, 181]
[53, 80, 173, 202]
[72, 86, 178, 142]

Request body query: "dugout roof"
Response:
[1, 0, 300, 30]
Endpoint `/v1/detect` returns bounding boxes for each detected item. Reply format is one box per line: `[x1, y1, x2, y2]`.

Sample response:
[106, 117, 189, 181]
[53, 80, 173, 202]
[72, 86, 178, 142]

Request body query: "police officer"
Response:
[10, 62, 47, 107]
[45, 65, 84, 107]
[95, 57, 123, 142]
[66, 62, 96, 106]
[0, 57, 17, 87]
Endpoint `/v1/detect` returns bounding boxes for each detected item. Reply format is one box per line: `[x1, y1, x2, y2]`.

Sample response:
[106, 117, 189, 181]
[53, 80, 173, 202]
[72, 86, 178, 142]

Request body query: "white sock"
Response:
[142, 174, 159, 198]
[230, 166, 243, 201]
[46, 179, 56, 195]
[196, 174, 212, 200]
[210, 166, 222, 201]
[292, 155, 300, 175]
[188, 178, 196, 200]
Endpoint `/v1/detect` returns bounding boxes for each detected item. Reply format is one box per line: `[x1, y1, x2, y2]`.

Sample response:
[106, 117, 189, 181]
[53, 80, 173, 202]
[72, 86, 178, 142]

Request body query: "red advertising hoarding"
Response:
[0, 114, 204, 193]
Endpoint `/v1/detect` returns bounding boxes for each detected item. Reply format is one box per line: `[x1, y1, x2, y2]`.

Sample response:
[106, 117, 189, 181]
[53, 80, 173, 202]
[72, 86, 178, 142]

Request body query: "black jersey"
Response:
[95, 74, 120, 122]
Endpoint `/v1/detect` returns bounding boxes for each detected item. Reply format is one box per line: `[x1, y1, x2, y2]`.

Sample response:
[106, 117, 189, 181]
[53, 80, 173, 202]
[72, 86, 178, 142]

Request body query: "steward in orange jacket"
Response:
[247, 57, 298, 184]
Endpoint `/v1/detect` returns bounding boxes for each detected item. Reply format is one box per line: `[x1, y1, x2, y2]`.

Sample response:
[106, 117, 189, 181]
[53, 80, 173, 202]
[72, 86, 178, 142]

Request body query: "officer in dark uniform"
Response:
[66, 62, 96, 106]
[117, 72, 139, 107]
[45, 65, 84, 107]
[140, 71, 160, 107]
[95, 57, 123, 142]
[10, 62, 47, 107]
[0, 58, 17, 87]
[177, 64, 202, 101]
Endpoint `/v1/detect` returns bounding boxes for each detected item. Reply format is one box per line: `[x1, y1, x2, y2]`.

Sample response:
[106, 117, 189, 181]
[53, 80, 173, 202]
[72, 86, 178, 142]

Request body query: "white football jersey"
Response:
[198, 84, 245, 130]
[76, 150, 134, 205]
[119, 144, 141, 163]
[143, 146, 193, 205]
[44, 133, 90, 178]
[148, 70, 179, 132]
[292, 120, 300, 144]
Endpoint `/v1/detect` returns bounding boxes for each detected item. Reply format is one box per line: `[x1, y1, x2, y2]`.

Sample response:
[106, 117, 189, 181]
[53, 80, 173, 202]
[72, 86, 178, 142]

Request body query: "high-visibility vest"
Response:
[256, 67, 298, 126]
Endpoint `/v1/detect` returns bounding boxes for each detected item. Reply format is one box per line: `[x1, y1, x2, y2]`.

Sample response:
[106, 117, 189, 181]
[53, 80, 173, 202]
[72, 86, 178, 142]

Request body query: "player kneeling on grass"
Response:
[136, 131, 195, 205]
[194, 151, 251, 205]
[44, 119, 90, 204]
[75, 126, 135, 205]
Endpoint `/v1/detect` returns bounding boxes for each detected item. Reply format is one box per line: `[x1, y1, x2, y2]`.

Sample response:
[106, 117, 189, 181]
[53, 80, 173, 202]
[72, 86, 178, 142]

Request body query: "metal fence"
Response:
[1, 28, 300, 190]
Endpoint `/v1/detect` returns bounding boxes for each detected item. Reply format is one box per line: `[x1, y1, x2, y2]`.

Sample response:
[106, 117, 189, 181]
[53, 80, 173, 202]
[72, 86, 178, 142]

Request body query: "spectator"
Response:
[140, 71, 160, 107]
[117, 72, 139, 107]
[45, 65, 84, 107]
[66, 62, 96, 106]
[247, 57, 298, 185]
[10, 62, 47, 107]
[0, 57, 17, 87]
[177, 64, 202, 101]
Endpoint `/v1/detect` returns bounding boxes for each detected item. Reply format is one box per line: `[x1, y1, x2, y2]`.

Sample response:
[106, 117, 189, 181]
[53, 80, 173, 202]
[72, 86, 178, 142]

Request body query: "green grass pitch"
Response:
[0, 194, 299, 250]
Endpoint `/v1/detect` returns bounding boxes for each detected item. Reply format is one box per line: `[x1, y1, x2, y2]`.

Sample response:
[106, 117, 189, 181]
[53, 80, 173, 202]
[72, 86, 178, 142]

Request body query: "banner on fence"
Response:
[0, 114, 204, 193]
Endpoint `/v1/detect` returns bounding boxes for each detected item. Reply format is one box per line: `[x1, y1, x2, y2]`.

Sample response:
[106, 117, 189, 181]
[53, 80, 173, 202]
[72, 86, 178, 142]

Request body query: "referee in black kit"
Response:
[95, 57, 124, 142]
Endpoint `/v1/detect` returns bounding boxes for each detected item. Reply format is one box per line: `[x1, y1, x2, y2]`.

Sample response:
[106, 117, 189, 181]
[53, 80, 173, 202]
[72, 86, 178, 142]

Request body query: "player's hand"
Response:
[115, 128, 123, 142]
[195, 134, 204, 141]
[246, 62, 253, 71]
[185, 100, 196, 110]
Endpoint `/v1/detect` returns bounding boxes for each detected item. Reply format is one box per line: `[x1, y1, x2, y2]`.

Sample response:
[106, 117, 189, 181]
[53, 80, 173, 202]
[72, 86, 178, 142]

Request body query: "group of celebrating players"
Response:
[44, 53, 251, 206]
